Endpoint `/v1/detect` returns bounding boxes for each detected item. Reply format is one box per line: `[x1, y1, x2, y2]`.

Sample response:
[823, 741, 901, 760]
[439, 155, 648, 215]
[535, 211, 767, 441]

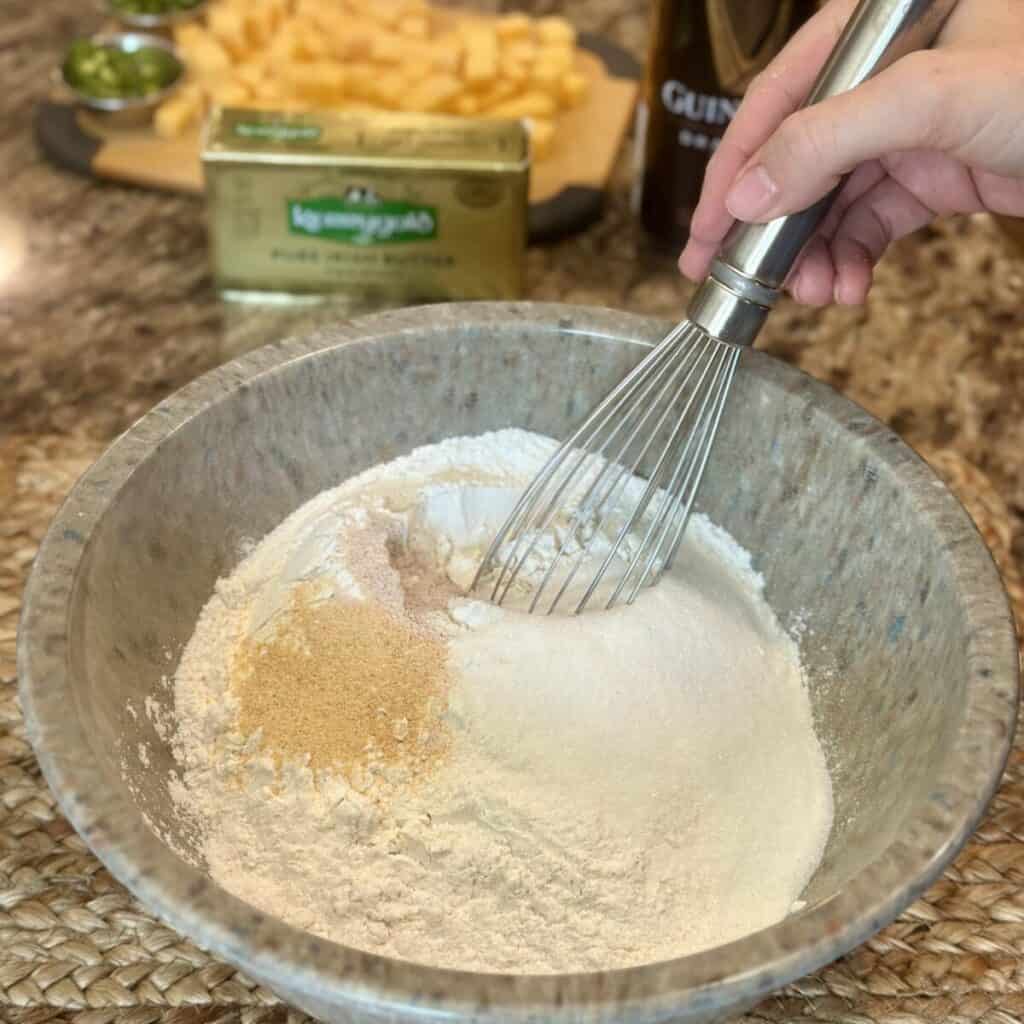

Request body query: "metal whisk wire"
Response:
[472, 328, 743, 616]
[543, 334, 732, 615]
[517, 327, 710, 612]
[481, 321, 694, 604]
[602, 341, 741, 610]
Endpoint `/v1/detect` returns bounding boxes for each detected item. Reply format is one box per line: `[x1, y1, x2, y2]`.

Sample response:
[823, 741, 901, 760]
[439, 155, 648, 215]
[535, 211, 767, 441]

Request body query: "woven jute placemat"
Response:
[1, 432, 1021, 1024]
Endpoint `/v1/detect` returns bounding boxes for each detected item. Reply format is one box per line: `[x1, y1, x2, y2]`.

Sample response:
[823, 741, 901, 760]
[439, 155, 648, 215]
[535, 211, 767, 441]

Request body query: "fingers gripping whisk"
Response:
[471, 326, 742, 616]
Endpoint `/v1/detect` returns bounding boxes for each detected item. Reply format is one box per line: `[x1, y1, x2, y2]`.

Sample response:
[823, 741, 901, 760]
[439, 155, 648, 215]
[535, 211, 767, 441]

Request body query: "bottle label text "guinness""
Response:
[660, 80, 740, 126]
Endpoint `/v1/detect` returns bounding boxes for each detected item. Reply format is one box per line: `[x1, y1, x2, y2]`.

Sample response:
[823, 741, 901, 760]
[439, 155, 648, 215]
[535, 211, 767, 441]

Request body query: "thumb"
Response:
[722, 51, 965, 223]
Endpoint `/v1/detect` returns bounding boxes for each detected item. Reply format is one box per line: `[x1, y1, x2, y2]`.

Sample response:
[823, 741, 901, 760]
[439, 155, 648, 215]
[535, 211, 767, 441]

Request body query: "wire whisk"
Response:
[471, 0, 958, 616]
[473, 326, 741, 615]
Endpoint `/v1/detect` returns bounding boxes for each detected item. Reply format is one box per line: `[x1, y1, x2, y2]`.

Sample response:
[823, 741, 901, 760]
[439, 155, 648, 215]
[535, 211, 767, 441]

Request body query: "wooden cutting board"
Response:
[35, 33, 639, 243]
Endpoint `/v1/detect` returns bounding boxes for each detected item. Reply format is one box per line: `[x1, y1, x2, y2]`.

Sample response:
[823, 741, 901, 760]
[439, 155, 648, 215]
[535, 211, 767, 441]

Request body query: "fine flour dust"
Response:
[170, 429, 833, 973]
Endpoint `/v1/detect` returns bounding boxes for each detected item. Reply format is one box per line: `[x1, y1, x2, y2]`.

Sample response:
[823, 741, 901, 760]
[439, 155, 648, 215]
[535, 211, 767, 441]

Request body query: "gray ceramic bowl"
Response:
[18, 303, 1019, 1024]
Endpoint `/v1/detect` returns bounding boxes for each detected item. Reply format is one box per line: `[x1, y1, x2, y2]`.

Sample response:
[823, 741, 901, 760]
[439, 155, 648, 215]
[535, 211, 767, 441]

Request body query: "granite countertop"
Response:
[3, 0, 1024, 1019]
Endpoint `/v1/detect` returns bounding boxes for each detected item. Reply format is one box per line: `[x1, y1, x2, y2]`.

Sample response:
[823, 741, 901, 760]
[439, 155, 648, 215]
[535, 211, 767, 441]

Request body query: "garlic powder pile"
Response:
[169, 428, 833, 973]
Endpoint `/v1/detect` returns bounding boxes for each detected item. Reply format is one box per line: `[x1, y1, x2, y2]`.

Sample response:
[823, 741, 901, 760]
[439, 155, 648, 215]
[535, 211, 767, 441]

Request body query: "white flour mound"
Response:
[170, 428, 834, 974]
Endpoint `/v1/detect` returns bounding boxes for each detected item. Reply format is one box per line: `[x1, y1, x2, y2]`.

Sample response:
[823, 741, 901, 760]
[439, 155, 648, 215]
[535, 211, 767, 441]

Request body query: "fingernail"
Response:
[725, 165, 778, 221]
[835, 274, 856, 306]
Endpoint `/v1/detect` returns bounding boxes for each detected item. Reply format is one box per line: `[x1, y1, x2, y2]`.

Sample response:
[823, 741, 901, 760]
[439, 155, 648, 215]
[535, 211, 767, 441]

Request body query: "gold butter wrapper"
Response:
[202, 107, 530, 303]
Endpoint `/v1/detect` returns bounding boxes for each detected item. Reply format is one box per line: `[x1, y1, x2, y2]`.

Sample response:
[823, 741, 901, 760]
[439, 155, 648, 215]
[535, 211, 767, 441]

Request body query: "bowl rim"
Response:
[17, 302, 1020, 1020]
[105, 0, 209, 29]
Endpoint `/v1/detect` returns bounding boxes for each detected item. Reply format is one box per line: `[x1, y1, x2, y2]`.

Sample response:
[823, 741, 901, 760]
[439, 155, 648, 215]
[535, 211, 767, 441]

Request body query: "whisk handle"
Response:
[688, 0, 959, 347]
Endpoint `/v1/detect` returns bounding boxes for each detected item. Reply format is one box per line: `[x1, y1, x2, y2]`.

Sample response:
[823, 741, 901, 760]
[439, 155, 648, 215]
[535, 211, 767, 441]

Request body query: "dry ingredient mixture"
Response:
[169, 429, 834, 973]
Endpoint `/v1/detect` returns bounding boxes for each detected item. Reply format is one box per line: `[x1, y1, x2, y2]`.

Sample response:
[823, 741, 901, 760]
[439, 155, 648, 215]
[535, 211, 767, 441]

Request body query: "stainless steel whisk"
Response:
[474, 0, 959, 616]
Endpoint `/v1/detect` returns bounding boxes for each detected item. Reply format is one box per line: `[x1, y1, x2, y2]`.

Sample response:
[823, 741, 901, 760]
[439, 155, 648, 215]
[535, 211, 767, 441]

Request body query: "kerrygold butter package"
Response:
[202, 107, 530, 302]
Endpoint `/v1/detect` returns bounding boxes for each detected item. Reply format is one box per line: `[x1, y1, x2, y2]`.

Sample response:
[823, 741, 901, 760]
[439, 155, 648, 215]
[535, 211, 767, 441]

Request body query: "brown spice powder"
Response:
[232, 583, 450, 779]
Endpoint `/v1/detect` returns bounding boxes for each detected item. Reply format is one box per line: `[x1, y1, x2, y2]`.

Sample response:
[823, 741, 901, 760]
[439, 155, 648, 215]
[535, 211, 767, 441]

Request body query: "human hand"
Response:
[678, 0, 1024, 306]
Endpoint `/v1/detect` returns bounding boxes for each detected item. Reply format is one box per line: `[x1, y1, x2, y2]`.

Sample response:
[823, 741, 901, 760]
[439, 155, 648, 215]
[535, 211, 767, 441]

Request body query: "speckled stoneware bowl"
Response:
[18, 303, 1019, 1024]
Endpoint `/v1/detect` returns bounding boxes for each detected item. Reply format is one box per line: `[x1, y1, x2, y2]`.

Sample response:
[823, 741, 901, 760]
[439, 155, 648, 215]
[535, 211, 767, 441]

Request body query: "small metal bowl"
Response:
[105, 0, 208, 31]
[59, 31, 183, 118]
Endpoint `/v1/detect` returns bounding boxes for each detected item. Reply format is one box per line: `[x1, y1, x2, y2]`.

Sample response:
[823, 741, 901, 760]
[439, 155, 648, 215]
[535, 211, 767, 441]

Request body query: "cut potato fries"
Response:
[158, 0, 588, 159]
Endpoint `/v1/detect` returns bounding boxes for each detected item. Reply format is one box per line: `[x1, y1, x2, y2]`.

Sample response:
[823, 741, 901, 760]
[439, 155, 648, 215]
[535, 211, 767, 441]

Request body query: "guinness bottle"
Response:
[634, 0, 819, 248]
